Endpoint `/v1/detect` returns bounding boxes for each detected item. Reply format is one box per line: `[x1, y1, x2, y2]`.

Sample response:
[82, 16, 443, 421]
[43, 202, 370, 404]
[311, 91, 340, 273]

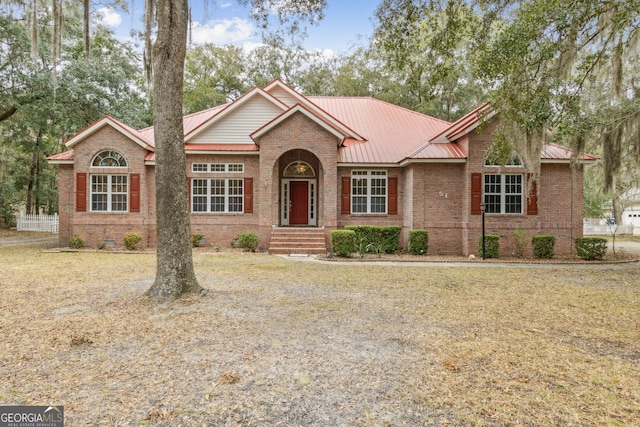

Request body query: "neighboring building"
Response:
[47, 80, 597, 256]
[622, 188, 640, 233]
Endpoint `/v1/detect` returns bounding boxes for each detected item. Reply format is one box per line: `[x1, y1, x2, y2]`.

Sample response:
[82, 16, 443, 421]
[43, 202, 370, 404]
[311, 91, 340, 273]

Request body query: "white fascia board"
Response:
[399, 158, 467, 167]
[65, 118, 151, 151]
[252, 104, 346, 142]
[337, 163, 401, 168]
[47, 160, 74, 165]
[185, 150, 260, 155]
[541, 159, 597, 164]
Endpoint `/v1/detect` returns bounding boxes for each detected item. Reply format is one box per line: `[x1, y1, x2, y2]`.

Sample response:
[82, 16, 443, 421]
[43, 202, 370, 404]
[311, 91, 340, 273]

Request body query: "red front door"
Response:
[290, 181, 308, 225]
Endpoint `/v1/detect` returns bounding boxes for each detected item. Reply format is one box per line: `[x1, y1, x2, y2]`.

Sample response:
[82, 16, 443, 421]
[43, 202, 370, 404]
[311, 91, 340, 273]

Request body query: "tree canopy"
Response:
[2, 0, 639, 226]
[0, 6, 147, 222]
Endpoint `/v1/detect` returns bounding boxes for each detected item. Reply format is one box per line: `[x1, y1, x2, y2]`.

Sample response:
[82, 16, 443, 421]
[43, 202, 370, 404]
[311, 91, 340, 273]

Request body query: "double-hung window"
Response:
[192, 178, 244, 213]
[484, 174, 523, 214]
[351, 170, 387, 214]
[90, 150, 128, 212]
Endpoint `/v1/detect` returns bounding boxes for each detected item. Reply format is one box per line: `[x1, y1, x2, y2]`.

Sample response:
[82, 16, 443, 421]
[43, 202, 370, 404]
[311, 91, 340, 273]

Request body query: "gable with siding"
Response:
[190, 95, 286, 145]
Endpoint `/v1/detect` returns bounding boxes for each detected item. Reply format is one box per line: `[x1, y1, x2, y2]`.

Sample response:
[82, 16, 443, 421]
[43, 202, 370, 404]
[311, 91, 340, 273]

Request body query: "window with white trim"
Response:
[191, 163, 244, 173]
[91, 175, 128, 212]
[192, 178, 243, 213]
[90, 150, 128, 212]
[484, 174, 522, 214]
[351, 170, 387, 214]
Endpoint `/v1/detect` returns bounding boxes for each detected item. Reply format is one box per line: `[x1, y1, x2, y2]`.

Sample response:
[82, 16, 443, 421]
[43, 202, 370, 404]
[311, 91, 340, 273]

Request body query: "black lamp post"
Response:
[480, 202, 486, 260]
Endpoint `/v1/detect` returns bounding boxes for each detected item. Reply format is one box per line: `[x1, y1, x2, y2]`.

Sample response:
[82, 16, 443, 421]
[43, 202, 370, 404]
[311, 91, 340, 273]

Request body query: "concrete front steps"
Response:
[268, 227, 327, 255]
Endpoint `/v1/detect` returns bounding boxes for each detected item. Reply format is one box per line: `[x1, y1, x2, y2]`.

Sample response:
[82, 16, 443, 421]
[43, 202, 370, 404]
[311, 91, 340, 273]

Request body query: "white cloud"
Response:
[190, 18, 254, 45]
[95, 7, 122, 28]
[315, 48, 335, 59]
[241, 41, 264, 53]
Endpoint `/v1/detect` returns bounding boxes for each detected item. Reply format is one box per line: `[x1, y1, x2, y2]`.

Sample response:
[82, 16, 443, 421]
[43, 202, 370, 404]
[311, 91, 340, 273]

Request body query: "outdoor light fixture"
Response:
[294, 150, 307, 174]
[480, 202, 487, 260]
[294, 161, 307, 174]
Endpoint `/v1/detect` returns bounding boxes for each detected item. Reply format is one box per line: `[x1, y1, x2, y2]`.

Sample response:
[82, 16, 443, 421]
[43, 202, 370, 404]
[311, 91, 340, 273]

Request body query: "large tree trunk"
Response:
[146, 0, 203, 301]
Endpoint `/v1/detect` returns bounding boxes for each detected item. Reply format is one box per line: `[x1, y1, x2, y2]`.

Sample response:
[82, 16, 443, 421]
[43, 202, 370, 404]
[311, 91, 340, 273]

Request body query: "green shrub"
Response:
[512, 229, 529, 258]
[192, 233, 204, 248]
[532, 235, 555, 259]
[408, 230, 428, 255]
[123, 232, 143, 250]
[331, 230, 356, 257]
[344, 225, 401, 253]
[575, 237, 607, 260]
[68, 233, 85, 249]
[478, 234, 500, 259]
[237, 231, 259, 252]
[356, 236, 369, 258]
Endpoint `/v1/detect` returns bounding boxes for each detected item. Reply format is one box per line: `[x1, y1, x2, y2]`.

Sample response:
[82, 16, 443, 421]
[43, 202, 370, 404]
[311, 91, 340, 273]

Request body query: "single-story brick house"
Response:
[47, 79, 597, 255]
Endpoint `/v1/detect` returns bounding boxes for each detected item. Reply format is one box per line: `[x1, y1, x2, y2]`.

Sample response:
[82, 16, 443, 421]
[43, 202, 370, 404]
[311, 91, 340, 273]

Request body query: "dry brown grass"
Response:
[0, 242, 639, 426]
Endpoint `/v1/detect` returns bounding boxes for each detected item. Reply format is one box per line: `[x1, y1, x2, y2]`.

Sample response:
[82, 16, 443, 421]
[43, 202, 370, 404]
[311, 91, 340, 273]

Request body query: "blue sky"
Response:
[99, 1, 379, 54]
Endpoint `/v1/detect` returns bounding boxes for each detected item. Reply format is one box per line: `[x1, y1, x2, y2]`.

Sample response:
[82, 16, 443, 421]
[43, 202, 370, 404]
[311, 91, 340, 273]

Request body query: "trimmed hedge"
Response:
[532, 235, 555, 259]
[478, 234, 500, 259]
[408, 229, 428, 255]
[575, 237, 607, 260]
[331, 230, 356, 257]
[344, 225, 401, 254]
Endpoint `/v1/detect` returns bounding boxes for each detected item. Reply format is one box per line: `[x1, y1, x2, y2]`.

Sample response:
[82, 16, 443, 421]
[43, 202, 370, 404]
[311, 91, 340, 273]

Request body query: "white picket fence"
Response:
[16, 213, 59, 234]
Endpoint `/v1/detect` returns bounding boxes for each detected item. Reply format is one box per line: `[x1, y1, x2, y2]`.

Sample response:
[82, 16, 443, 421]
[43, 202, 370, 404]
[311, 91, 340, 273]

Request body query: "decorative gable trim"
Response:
[431, 103, 496, 143]
[64, 116, 153, 151]
[263, 79, 365, 141]
[250, 104, 347, 145]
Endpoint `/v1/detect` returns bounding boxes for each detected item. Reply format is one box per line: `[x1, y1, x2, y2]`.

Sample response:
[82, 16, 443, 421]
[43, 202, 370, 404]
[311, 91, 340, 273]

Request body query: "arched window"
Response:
[283, 161, 315, 177]
[92, 150, 127, 167]
[89, 150, 128, 212]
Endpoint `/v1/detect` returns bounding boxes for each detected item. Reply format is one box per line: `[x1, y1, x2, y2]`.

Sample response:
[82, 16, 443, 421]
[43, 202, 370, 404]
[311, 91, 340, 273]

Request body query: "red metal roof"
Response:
[309, 97, 451, 163]
[541, 143, 598, 161]
[137, 104, 229, 146]
[50, 79, 597, 166]
[46, 150, 75, 162]
[409, 142, 468, 160]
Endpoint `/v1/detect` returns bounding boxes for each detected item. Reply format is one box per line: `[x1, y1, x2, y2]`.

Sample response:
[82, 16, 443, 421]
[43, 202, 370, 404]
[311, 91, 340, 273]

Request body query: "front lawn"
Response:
[1, 246, 638, 425]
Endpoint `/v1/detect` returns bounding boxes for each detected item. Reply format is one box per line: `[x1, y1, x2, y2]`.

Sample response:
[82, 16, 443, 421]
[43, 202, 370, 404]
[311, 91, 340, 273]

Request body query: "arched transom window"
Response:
[92, 150, 127, 167]
[283, 161, 315, 177]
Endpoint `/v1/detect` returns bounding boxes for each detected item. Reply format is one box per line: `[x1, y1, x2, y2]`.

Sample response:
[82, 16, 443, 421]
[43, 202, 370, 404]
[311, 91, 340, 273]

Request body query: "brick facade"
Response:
[58, 126, 153, 248]
[51, 92, 587, 256]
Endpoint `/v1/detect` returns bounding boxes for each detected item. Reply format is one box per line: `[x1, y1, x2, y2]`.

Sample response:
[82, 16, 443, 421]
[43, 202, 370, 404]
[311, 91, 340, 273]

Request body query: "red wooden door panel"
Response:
[290, 181, 308, 225]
